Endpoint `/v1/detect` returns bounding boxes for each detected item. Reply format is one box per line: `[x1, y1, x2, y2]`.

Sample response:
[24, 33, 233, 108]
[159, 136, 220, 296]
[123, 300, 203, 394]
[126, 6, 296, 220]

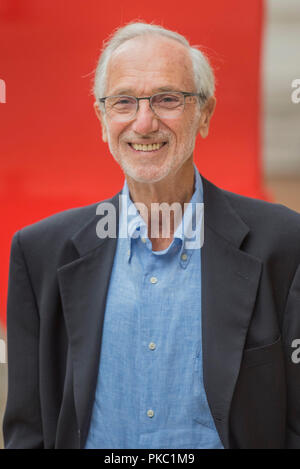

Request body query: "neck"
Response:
[125, 158, 195, 250]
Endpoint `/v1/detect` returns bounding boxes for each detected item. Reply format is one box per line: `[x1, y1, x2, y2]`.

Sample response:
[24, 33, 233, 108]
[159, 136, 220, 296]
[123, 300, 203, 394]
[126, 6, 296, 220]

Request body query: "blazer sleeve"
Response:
[283, 264, 300, 449]
[3, 230, 44, 448]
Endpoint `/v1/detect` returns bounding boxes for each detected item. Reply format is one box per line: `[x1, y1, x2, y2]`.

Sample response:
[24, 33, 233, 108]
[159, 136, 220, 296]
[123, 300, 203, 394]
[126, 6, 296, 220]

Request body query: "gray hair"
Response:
[93, 22, 215, 105]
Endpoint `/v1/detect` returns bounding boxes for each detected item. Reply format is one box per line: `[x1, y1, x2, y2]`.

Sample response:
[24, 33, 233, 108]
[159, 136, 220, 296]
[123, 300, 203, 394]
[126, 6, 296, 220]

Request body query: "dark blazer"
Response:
[3, 176, 300, 449]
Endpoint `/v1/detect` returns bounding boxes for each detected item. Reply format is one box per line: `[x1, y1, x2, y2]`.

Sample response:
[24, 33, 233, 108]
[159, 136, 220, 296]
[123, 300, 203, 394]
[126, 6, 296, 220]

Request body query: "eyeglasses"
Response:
[99, 91, 206, 122]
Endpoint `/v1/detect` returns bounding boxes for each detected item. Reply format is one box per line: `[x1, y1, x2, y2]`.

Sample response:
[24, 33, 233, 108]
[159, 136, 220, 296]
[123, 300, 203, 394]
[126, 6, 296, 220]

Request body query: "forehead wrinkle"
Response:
[109, 47, 191, 76]
[108, 85, 184, 97]
[106, 36, 195, 95]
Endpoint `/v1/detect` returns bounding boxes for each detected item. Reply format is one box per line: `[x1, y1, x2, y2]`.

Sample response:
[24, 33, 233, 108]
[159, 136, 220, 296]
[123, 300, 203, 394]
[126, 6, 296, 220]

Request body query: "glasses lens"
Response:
[151, 92, 184, 118]
[105, 96, 137, 121]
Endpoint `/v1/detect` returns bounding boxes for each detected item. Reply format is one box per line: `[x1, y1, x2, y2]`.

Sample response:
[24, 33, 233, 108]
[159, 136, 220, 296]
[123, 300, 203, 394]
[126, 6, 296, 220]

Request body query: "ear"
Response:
[93, 101, 108, 143]
[197, 96, 216, 139]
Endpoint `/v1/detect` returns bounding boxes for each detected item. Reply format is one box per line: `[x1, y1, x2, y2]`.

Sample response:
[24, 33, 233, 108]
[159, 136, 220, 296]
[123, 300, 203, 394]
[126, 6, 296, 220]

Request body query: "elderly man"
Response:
[3, 22, 300, 449]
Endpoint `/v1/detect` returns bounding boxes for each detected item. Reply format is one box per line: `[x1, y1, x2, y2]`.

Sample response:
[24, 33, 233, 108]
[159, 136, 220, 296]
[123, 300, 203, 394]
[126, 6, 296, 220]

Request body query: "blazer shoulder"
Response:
[221, 189, 300, 268]
[13, 194, 119, 253]
[223, 189, 300, 233]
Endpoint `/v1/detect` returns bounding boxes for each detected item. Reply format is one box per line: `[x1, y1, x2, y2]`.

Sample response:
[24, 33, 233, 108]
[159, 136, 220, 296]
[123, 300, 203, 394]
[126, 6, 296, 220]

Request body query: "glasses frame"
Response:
[98, 90, 206, 121]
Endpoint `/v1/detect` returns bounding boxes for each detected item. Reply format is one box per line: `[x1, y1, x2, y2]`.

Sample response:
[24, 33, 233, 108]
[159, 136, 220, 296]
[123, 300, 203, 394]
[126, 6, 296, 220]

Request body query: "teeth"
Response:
[131, 143, 164, 151]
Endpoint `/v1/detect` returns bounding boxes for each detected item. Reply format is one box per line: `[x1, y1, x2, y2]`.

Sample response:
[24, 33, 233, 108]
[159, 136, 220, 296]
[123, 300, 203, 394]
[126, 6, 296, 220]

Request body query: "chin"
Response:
[121, 161, 172, 184]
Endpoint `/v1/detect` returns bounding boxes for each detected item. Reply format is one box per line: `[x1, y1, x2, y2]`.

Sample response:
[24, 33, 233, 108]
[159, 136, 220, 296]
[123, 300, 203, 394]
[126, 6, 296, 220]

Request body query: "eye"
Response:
[115, 98, 132, 105]
[153, 93, 182, 107]
[112, 97, 136, 107]
[160, 95, 180, 103]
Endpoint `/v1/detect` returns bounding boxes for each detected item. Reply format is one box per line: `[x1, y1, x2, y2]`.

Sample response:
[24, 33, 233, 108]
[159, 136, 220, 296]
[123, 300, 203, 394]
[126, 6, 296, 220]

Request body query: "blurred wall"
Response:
[263, 0, 300, 175]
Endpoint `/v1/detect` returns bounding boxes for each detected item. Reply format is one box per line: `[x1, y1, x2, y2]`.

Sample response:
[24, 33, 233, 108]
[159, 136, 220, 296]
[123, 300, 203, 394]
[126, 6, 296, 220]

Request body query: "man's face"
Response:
[95, 35, 213, 184]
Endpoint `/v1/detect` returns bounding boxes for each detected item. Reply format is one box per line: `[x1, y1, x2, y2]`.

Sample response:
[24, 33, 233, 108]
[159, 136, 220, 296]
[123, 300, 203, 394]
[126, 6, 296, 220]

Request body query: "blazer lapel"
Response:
[57, 194, 120, 446]
[201, 177, 262, 448]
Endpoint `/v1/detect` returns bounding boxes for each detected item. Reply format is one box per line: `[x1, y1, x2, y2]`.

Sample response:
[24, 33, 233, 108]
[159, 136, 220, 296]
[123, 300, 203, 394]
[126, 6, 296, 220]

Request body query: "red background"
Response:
[0, 0, 265, 326]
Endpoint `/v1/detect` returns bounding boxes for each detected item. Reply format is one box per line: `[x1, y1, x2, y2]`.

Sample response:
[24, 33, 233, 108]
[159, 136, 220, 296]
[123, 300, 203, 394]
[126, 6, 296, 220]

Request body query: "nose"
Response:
[131, 99, 159, 134]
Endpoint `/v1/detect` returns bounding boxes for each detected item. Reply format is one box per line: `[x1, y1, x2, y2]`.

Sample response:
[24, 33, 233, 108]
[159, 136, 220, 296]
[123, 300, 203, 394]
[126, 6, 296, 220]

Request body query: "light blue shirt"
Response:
[85, 165, 223, 449]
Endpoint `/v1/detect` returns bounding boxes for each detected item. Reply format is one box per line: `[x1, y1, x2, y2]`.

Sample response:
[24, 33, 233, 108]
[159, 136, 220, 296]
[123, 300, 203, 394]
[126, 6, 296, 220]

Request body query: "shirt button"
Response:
[141, 237, 146, 243]
[147, 409, 154, 418]
[181, 253, 188, 261]
[149, 342, 156, 350]
[150, 276, 158, 284]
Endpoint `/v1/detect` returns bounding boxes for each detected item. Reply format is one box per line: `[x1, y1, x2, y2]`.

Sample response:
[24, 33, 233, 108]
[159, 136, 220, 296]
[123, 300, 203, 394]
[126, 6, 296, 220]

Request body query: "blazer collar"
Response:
[201, 176, 249, 248]
[70, 176, 248, 260]
[70, 192, 121, 257]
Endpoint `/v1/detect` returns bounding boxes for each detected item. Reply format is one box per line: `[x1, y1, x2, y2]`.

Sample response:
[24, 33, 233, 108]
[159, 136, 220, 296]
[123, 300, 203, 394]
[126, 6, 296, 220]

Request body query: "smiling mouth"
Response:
[128, 142, 167, 152]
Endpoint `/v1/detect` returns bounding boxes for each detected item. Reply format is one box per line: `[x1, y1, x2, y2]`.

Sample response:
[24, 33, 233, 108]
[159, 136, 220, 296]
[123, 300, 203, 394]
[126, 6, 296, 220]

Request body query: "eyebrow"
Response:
[107, 86, 179, 96]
